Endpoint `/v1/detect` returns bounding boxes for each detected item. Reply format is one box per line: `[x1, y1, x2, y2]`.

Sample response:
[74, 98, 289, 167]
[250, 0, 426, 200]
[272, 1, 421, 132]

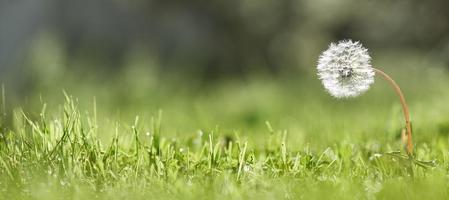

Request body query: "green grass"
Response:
[2, 57, 449, 199]
[0, 95, 447, 200]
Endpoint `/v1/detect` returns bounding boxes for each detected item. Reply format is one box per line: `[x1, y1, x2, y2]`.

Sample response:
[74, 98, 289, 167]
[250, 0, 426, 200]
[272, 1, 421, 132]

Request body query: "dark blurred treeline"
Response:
[1, 0, 449, 81]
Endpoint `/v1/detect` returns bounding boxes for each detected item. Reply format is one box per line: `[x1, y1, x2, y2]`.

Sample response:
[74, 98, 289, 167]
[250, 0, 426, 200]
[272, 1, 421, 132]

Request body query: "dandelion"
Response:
[317, 40, 374, 98]
[317, 39, 413, 155]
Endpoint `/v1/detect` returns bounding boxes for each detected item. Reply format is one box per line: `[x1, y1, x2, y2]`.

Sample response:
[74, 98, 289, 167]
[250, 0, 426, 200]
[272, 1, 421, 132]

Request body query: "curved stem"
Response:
[373, 68, 413, 155]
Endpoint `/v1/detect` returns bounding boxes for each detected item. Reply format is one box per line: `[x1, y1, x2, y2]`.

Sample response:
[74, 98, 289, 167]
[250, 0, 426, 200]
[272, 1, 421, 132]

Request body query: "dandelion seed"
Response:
[317, 39, 374, 98]
[243, 165, 251, 172]
[369, 153, 382, 161]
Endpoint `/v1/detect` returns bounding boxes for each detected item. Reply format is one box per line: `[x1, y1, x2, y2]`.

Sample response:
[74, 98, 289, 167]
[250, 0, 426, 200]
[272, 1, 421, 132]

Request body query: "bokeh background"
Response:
[1, 0, 449, 147]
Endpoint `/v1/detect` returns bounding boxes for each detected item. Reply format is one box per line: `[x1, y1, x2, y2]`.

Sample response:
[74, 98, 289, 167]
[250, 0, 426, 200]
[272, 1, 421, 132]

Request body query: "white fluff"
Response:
[317, 40, 375, 98]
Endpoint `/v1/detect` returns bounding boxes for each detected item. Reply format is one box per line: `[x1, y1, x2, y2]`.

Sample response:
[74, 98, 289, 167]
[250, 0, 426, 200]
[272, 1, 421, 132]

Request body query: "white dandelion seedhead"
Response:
[317, 39, 375, 98]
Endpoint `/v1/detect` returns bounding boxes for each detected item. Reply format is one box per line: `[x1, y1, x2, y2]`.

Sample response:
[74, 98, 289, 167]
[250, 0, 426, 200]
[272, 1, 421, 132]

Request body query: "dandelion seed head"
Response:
[317, 39, 375, 98]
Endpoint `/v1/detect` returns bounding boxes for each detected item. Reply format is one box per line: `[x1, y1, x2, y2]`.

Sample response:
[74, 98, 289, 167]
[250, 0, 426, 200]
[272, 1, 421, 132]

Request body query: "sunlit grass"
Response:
[1, 86, 449, 199]
[1, 54, 449, 199]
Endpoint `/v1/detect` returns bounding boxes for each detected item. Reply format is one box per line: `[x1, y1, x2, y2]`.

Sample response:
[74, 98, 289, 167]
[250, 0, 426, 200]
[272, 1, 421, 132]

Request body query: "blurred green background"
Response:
[1, 0, 449, 148]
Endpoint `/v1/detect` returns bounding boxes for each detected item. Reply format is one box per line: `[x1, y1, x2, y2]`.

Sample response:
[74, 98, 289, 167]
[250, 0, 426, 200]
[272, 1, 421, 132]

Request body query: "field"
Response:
[1, 53, 449, 199]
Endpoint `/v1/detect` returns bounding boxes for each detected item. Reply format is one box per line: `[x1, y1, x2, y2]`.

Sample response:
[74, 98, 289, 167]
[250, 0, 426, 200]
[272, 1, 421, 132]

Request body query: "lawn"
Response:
[1, 53, 449, 199]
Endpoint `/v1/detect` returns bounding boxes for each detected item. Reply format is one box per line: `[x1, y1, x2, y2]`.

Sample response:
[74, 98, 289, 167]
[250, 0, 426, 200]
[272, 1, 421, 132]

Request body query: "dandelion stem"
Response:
[373, 68, 413, 155]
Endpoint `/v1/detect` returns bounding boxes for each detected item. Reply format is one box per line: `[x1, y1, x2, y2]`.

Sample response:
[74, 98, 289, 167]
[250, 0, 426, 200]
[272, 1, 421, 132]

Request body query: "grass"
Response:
[0, 97, 447, 200]
[2, 56, 449, 199]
